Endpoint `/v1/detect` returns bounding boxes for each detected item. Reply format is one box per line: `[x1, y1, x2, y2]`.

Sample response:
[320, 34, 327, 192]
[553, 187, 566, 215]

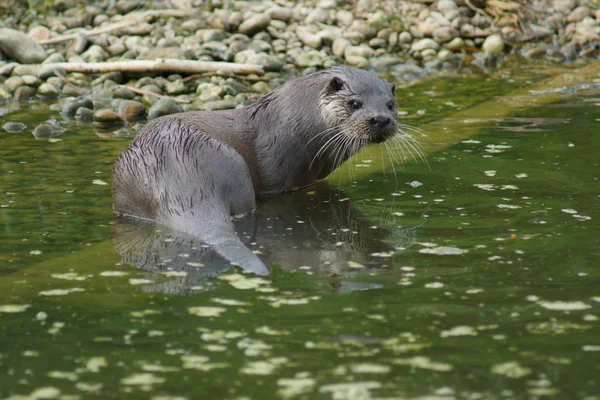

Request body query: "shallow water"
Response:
[1, 63, 599, 399]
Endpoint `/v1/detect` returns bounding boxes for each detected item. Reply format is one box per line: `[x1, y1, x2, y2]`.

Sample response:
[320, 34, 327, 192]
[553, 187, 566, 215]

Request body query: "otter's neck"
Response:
[245, 74, 352, 194]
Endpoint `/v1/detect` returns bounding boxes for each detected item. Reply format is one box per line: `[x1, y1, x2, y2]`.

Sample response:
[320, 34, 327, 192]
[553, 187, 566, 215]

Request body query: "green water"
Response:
[1, 64, 599, 399]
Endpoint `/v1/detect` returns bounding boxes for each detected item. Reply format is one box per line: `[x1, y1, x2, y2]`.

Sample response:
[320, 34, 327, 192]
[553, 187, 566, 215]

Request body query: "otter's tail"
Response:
[187, 218, 269, 276]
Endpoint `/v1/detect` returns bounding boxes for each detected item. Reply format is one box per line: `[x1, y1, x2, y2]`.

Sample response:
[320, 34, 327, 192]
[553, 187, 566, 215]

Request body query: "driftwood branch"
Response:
[41, 59, 264, 76]
[40, 9, 191, 44]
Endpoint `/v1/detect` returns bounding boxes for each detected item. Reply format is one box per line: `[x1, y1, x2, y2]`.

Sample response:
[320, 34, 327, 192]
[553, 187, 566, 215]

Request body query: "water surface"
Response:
[1, 63, 599, 399]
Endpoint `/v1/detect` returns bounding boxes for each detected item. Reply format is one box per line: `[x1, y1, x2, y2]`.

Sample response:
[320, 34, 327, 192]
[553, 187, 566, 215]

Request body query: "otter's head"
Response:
[319, 66, 397, 145]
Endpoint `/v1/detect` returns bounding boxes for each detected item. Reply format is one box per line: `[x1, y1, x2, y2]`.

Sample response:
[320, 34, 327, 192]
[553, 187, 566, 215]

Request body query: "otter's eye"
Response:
[387, 101, 395, 111]
[349, 100, 363, 110]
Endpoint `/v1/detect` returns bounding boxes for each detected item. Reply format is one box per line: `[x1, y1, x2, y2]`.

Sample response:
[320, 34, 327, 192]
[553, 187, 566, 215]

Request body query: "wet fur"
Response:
[112, 66, 398, 275]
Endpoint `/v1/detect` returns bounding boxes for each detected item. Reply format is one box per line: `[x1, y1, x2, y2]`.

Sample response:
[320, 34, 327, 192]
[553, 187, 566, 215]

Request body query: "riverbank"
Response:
[0, 0, 599, 125]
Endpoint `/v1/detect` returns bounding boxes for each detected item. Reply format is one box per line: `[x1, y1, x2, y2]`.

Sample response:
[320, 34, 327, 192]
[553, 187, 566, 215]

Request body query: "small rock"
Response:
[267, 7, 292, 22]
[37, 82, 59, 98]
[566, 6, 591, 23]
[63, 98, 94, 116]
[42, 53, 66, 64]
[296, 27, 322, 48]
[67, 33, 89, 57]
[399, 31, 413, 44]
[411, 38, 440, 52]
[203, 99, 236, 111]
[306, 9, 330, 24]
[446, 37, 465, 51]
[345, 55, 370, 69]
[112, 86, 136, 99]
[525, 47, 547, 59]
[294, 50, 327, 67]
[335, 10, 354, 26]
[75, 107, 93, 122]
[22, 75, 41, 86]
[433, 26, 458, 42]
[482, 34, 504, 53]
[3, 122, 27, 133]
[348, 20, 378, 40]
[32, 123, 59, 139]
[165, 79, 186, 95]
[437, 0, 457, 12]
[0, 28, 47, 64]
[81, 45, 108, 62]
[147, 98, 183, 119]
[238, 14, 271, 36]
[14, 86, 37, 100]
[3, 76, 24, 92]
[552, 0, 577, 14]
[29, 26, 51, 42]
[94, 109, 124, 125]
[344, 44, 374, 59]
[118, 100, 146, 121]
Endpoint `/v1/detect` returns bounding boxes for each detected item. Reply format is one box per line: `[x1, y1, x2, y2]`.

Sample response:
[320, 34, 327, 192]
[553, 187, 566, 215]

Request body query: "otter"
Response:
[112, 66, 399, 275]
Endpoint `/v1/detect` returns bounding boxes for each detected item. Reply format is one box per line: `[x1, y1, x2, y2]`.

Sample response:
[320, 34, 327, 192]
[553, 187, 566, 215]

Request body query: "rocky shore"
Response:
[0, 0, 599, 131]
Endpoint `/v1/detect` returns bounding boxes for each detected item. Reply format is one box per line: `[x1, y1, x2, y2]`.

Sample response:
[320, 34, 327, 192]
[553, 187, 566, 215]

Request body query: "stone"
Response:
[293, 49, 326, 67]
[63, 98, 94, 117]
[81, 45, 108, 63]
[447, 37, 465, 51]
[37, 82, 59, 97]
[203, 99, 236, 111]
[552, 0, 577, 14]
[21, 75, 41, 86]
[94, 109, 124, 125]
[306, 9, 330, 24]
[399, 31, 413, 44]
[482, 34, 504, 53]
[165, 79, 186, 95]
[29, 26, 50, 42]
[3, 76, 24, 92]
[147, 98, 183, 119]
[411, 38, 440, 52]
[42, 53, 66, 64]
[0, 28, 47, 64]
[238, 14, 271, 36]
[335, 10, 354, 26]
[566, 6, 592, 23]
[348, 20, 378, 40]
[75, 107, 93, 122]
[267, 7, 292, 22]
[32, 123, 58, 139]
[14, 86, 36, 100]
[112, 87, 136, 99]
[433, 26, 458, 42]
[437, 0, 457, 12]
[344, 44, 375, 59]
[118, 100, 146, 121]
[3, 122, 27, 133]
[296, 27, 322, 48]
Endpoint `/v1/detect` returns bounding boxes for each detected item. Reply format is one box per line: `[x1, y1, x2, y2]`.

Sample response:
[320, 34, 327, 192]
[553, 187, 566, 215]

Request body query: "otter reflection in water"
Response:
[113, 182, 416, 293]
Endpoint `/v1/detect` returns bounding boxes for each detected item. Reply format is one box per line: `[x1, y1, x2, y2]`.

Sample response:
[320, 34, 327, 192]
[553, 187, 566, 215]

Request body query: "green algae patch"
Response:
[491, 361, 532, 378]
[187, 306, 226, 317]
[0, 304, 30, 313]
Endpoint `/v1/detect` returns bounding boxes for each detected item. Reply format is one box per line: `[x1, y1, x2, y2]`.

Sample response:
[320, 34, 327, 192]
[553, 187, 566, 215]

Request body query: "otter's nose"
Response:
[370, 116, 391, 128]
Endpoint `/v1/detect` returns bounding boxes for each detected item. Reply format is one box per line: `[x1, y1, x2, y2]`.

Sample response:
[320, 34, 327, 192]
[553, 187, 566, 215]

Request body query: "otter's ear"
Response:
[390, 82, 396, 95]
[327, 76, 345, 93]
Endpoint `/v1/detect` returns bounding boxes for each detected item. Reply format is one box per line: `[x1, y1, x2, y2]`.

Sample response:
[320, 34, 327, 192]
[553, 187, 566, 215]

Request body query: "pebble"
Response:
[238, 14, 272, 36]
[63, 98, 94, 117]
[0, 28, 47, 64]
[75, 107, 94, 122]
[94, 109, 124, 125]
[3, 122, 27, 133]
[37, 82, 60, 97]
[204, 100, 237, 111]
[411, 38, 440, 52]
[296, 27, 322, 49]
[14, 86, 37, 100]
[32, 123, 58, 139]
[482, 34, 505, 53]
[118, 100, 146, 121]
[147, 98, 183, 119]
[525, 47, 547, 59]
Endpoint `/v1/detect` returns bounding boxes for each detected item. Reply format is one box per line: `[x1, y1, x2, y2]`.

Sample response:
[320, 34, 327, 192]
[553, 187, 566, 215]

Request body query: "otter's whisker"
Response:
[384, 142, 398, 183]
[310, 131, 345, 170]
[305, 126, 341, 147]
